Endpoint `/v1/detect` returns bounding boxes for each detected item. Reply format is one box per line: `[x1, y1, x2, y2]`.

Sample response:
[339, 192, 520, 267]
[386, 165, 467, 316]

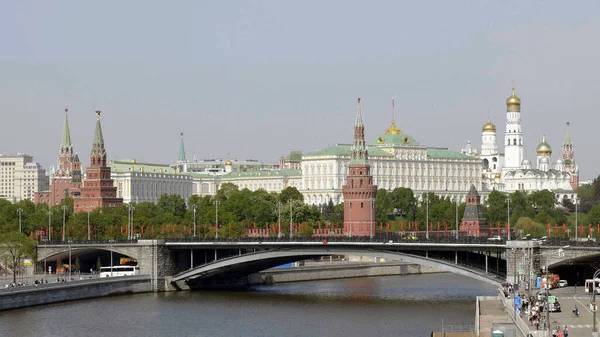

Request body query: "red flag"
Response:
[430, 222, 433, 232]
[580, 224, 584, 236]
[562, 223, 566, 234]
[526, 222, 530, 232]
[386, 222, 390, 231]
[380, 222, 383, 232]
[400, 222, 404, 231]
[589, 224, 593, 237]
[444, 222, 448, 232]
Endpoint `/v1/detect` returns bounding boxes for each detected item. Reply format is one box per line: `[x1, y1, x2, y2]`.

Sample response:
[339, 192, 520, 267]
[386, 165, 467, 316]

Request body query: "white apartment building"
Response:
[0, 154, 49, 202]
[109, 159, 194, 203]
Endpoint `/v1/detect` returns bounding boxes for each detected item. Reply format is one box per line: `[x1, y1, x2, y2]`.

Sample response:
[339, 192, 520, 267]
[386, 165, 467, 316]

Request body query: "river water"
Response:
[0, 273, 497, 337]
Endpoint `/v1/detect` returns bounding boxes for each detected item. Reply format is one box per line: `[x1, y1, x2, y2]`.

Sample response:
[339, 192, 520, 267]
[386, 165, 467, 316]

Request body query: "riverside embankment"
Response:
[250, 261, 442, 285]
[0, 275, 151, 311]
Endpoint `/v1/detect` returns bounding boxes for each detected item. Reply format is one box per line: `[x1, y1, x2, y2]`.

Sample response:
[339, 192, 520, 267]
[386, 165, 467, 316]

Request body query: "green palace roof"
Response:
[304, 144, 476, 161]
[185, 169, 301, 179]
[110, 159, 180, 174]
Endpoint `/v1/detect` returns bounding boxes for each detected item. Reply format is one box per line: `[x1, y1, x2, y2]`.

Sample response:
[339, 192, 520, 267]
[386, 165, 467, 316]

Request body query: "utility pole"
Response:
[62, 205, 67, 241]
[289, 200, 293, 240]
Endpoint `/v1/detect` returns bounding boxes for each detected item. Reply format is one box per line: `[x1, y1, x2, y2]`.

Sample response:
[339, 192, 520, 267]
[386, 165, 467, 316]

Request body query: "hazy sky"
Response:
[1, 1, 599, 179]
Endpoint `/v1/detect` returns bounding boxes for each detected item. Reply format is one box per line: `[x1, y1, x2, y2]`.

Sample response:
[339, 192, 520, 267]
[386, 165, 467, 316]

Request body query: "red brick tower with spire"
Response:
[74, 110, 122, 213]
[35, 108, 82, 206]
[343, 98, 377, 237]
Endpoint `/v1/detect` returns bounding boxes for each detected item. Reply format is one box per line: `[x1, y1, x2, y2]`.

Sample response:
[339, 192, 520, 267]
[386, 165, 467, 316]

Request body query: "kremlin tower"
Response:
[342, 98, 377, 237]
[73, 110, 122, 213]
[34, 109, 82, 206]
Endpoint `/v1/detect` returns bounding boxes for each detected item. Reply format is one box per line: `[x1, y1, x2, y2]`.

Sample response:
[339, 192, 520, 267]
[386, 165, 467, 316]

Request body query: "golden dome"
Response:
[506, 87, 521, 106]
[536, 135, 552, 156]
[384, 120, 402, 135]
[482, 120, 496, 132]
[225, 159, 232, 166]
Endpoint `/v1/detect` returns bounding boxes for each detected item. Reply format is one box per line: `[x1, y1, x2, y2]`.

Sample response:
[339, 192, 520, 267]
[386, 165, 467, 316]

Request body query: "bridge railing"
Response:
[36, 239, 138, 245]
[542, 237, 599, 247]
[166, 234, 503, 244]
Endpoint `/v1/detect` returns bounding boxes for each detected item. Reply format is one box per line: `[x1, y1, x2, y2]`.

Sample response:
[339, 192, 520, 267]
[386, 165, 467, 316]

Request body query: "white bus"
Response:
[584, 278, 600, 294]
[99, 265, 140, 277]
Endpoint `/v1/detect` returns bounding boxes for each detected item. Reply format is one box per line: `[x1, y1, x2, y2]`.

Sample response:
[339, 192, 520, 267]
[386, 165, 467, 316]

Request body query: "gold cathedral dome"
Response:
[506, 87, 521, 107]
[225, 159, 232, 166]
[536, 135, 552, 156]
[482, 119, 496, 132]
[385, 120, 402, 135]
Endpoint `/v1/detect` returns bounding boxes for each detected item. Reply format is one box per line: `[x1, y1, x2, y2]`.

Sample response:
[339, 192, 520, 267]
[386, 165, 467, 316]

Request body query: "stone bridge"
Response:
[34, 239, 600, 291]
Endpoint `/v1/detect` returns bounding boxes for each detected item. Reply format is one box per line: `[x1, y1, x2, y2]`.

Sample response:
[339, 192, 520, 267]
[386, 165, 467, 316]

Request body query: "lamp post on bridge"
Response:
[214, 200, 220, 240]
[592, 268, 600, 337]
[507, 195, 511, 241]
[87, 211, 91, 241]
[289, 200, 293, 240]
[17, 208, 22, 233]
[425, 194, 429, 240]
[574, 197, 578, 241]
[192, 204, 197, 237]
[455, 197, 459, 240]
[127, 204, 135, 240]
[47, 211, 52, 241]
[62, 205, 67, 241]
[278, 202, 282, 238]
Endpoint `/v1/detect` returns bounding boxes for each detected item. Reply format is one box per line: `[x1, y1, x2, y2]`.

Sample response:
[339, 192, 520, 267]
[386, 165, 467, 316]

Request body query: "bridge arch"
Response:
[171, 248, 502, 290]
[37, 246, 141, 263]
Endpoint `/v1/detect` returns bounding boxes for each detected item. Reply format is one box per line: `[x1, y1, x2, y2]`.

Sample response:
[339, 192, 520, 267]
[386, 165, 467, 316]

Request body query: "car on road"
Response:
[487, 235, 502, 242]
[402, 235, 418, 241]
[549, 301, 561, 312]
[558, 280, 568, 287]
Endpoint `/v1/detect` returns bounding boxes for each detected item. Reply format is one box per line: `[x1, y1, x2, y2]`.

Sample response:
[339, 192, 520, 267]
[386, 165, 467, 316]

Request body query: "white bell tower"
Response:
[503, 87, 524, 170]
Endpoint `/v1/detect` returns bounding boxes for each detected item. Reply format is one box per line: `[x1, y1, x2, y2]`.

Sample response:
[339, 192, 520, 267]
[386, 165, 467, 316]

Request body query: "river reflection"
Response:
[0, 273, 497, 337]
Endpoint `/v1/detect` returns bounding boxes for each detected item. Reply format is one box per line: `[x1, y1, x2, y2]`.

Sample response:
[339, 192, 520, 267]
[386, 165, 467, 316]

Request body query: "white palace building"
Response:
[182, 99, 482, 206]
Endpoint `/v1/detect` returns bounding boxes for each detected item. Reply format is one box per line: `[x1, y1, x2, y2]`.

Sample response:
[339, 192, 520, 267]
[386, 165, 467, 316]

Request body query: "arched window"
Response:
[361, 202, 364, 208]
[513, 139, 517, 145]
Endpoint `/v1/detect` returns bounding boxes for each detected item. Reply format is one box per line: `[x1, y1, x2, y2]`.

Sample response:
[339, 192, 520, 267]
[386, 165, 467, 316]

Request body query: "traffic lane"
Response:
[548, 297, 594, 335]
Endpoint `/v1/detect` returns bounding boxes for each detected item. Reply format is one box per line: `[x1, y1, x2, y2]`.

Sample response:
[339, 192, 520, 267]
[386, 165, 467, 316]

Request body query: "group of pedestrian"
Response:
[551, 324, 568, 337]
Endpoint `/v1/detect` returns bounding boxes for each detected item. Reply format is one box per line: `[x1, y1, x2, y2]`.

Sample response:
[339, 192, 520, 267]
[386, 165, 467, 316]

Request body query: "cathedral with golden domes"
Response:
[469, 87, 579, 202]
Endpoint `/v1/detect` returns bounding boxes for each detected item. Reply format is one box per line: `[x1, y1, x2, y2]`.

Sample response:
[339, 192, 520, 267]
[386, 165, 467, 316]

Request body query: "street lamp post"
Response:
[68, 244, 72, 281]
[87, 211, 91, 241]
[192, 204, 197, 237]
[127, 204, 135, 240]
[593, 269, 600, 337]
[47, 211, 52, 241]
[426, 194, 429, 240]
[370, 198, 374, 240]
[17, 208, 23, 233]
[575, 197, 578, 241]
[278, 202, 282, 238]
[507, 195, 511, 241]
[289, 200, 293, 240]
[62, 205, 67, 241]
[214, 200, 220, 240]
[455, 198, 459, 240]
[110, 244, 113, 277]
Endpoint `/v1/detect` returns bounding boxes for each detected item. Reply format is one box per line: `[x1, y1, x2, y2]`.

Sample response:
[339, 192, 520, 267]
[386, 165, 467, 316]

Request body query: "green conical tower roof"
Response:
[61, 109, 73, 151]
[178, 132, 187, 163]
[91, 110, 106, 157]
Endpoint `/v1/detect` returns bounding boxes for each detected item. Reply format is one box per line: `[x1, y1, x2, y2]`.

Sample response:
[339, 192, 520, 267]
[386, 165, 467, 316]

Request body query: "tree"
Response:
[96, 257, 102, 272]
[485, 190, 507, 224]
[157, 194, 187, 218]
[322, 199, 335, 221]
[215, 183, 239, 202]
[331, 203, 344, 224]
[279, 186, 304, 204]
[0, 232, 36, 283]
[587, 204, 600, 227]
